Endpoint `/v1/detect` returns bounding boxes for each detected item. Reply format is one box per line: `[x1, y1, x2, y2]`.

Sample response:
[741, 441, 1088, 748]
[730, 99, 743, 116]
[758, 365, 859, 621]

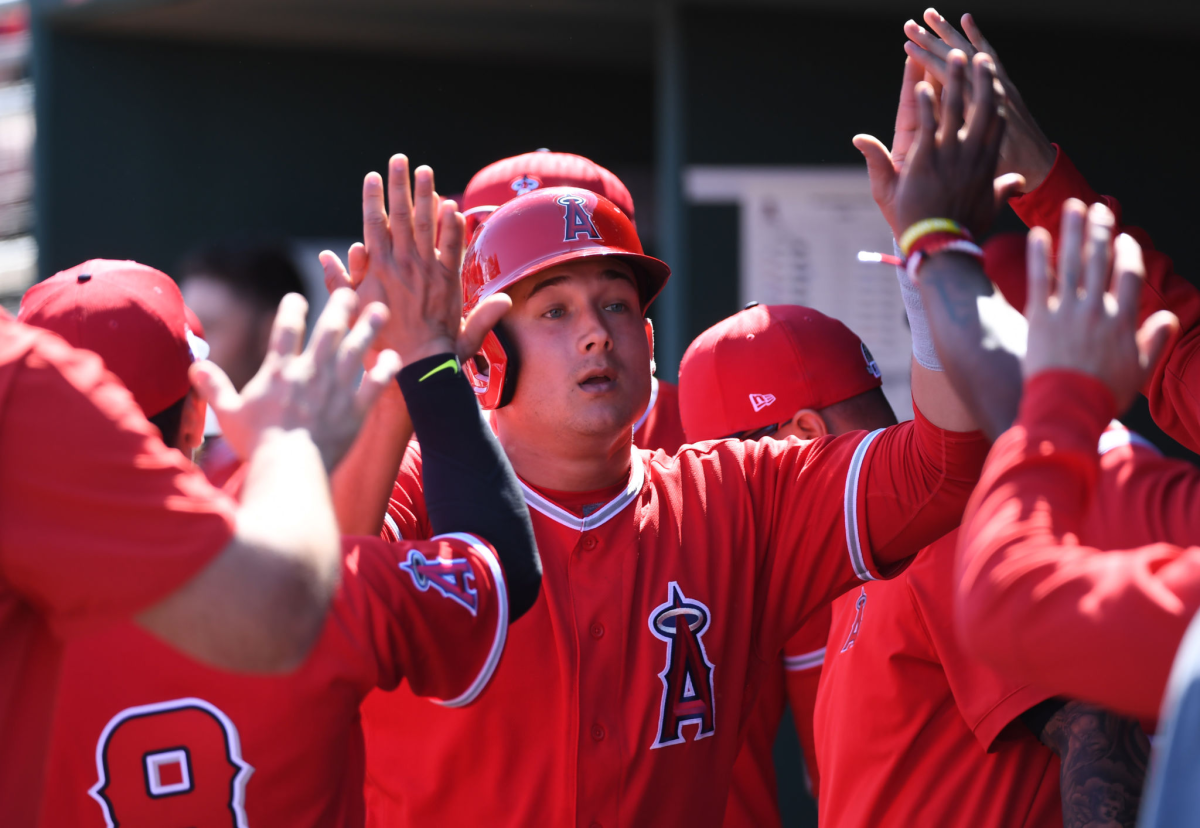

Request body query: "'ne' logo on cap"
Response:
[511, 174, 541, 196]
[558, 195, 603, 242]
[749, 393, 776, 412]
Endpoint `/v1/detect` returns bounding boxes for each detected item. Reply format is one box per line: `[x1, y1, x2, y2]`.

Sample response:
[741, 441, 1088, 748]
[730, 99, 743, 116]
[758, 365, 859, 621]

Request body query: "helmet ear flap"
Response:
[493, 322, 521, 409]
[464, 325, 521, 410]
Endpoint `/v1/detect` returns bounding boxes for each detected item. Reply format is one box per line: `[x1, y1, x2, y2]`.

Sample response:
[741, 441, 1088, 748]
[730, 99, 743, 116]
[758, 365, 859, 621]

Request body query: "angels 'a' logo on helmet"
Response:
[649, 582, 717, 748]
[511, 174, 541, 196]
[400, 549, 480, 615]
[861, 342, 882, 379]
[557, 194, 603, 243]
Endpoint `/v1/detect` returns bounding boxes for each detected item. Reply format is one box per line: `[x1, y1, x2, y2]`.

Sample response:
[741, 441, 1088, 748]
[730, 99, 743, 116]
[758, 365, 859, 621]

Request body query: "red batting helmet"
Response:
[461, 186, 670, 410]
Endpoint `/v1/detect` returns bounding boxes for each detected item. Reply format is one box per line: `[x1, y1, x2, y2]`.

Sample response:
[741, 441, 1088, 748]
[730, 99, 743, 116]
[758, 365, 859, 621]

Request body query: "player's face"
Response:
[180, 276, 271, 392]
[499, 258, 651, 442]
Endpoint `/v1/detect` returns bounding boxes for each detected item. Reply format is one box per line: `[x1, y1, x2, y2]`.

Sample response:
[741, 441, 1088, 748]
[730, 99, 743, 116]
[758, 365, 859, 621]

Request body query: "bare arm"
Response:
[331, 383, 413, 535]
[1024, 699, 1150, 827]
[138, 290, 400, 672]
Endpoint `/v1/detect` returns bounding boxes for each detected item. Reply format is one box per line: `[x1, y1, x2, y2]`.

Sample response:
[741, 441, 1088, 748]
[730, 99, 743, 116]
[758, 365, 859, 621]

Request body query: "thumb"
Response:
[189, 360, 242, 421]
[458, 294, 513, 361]
[347, 243, 369, 289]
[1137, 310, 1180, 377]
[853, 134, 897, 194]
[993, 172, 1027, 207]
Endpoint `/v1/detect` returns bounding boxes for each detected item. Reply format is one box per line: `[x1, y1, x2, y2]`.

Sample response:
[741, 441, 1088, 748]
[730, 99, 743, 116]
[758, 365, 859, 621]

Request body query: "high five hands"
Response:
[891, 49, 1024, 238]
[320, 155, 511, 367]
[1024, 201, 1178, 411]
[904, 9, 1056, 193]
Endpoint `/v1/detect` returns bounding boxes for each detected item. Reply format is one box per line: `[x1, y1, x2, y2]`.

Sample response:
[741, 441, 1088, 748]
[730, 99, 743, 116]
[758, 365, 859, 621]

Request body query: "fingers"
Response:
[1056, 199, 1087, 302]
[319, 250, 353, 297]
[362, 171, 391, 257]
[914, 80, 939, 148]
[336, 301, 389, 385]
[939, 50, 968, 148]
[993, 173, 1026, 209]
[852, 134, 897, 191]
[387, 154, 415, 258]
[923, 8, 975, 54]
[904, 18, 954, 61]
[1026, 227, 1053, 316]
[961, 53, 999, 161]
[458, 294, 512, 361]
[307, 288, 358, 368]
[961, 14, 1002, 72]
[1137, 310, 1180, 377]
[268, 293, 310, 358]
[1082, 203, 1116, 306]
[356, 349, 403, 415]
[1113, 233, 1146, 325]
[435, 199, 466, 276]
[412, 165, 437, 263]
[189, 361, 241, 420]
[904, 40, 948, 87]
[894, 57, 925, 151]
[347, 243, 368, 288]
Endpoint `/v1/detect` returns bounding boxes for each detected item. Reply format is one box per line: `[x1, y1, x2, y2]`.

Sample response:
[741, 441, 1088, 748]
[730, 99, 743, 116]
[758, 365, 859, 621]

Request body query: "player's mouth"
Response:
[577, 367, 618, 394]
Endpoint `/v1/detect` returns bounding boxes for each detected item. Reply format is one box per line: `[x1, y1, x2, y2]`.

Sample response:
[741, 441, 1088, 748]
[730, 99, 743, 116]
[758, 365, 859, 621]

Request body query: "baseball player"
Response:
[0, 268, 404, 824]
[326, 151, 990, 826]
[681, 304, 1153, 827]
[333, 150, 686, 543]
[24, 256, 539, 826]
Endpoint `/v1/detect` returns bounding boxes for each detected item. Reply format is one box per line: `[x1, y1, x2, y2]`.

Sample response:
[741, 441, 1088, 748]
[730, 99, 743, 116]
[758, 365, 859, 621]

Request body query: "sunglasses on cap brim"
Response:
[723, 421, 787, 441]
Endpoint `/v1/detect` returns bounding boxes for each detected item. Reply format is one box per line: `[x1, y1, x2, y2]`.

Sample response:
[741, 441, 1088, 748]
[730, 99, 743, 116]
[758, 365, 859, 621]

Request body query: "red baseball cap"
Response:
[678, 303, 883, 442]
[19, 259, 206, 417]
[462, 150, 635, 220]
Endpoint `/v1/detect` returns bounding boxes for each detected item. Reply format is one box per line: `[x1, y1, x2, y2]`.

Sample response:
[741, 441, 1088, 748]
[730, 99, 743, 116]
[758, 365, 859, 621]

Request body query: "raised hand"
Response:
[321, 156, 511, 368]
[904, 8, 1056, 192]
[191, 289, 400, 471]
[853, 57, 925, 237]
[1023, 200, 1178, 410]
[892, 49, 1024, 237]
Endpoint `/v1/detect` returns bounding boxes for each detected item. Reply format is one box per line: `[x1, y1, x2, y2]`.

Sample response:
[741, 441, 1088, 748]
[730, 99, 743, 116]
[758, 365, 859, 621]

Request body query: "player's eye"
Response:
[604, 301, 629, 313]
[542, 307, 566, 319]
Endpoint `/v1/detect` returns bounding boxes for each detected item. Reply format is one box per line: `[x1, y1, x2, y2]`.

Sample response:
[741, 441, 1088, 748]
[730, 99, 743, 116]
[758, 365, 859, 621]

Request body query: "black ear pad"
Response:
[493, 322, 521, 409]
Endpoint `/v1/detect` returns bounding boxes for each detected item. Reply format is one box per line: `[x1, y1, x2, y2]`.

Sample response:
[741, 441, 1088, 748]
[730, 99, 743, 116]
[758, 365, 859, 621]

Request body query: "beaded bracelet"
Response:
[905, 238, 985, 281]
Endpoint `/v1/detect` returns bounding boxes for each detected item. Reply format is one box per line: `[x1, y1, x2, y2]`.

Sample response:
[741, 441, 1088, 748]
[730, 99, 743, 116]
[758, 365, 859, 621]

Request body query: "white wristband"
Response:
[894, 239, 943, 372]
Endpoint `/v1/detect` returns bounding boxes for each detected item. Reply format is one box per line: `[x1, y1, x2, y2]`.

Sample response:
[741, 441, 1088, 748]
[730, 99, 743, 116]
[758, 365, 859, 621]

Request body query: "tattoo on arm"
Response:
[1028, 698, 1150, 828]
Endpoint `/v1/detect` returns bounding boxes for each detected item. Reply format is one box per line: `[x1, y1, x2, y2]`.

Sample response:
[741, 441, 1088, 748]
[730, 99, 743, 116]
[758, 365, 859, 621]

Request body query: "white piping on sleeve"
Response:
[431, 532, 509, 708]
[844, 428, 885, 582]
[783, 647, 826, 671]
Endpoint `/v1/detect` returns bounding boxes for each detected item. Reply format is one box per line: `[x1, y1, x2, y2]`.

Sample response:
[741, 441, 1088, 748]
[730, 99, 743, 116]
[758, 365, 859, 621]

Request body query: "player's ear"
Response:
[790, 409, 829, 440]
[644, 318, 657, 376]
[178, 389, 208, 456]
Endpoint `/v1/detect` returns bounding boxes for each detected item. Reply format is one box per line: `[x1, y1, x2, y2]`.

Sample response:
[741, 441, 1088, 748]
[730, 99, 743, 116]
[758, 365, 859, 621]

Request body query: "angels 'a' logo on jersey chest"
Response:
[400, 549, 479, 615]
[648, 582, 717, 748]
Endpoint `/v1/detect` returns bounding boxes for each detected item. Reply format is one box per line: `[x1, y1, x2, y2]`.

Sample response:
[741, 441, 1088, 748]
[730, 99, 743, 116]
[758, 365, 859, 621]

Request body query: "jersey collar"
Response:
[519, 448, 645, 531]
[632, 376, 659, 435]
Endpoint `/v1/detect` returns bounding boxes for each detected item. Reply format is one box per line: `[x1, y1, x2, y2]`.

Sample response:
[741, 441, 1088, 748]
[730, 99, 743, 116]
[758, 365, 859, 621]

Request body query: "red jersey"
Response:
[959, 371, 1200, 720]
[0, 317, 236, 826]
[723, 606, 829, 828]
[633, 377, 687, 455]
[366, 405, 987, 826]
[38, 532, 508, 827]
[1007, 146, 1200, 452]
[816, 527, 1061, 828]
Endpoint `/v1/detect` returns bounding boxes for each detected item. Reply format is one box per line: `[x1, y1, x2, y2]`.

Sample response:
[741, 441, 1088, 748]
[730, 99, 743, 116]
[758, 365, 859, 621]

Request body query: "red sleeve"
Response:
[0, 329, 236, 637]
[1010, 146, 1200, 452]
[781, 604, 830, 794]
[911, 532, 1054, 750]
[381, 439, 432, 542]
[743, 404, 987, 657]
[957, 370, 1200, 720]
[334, 532, 507, 705]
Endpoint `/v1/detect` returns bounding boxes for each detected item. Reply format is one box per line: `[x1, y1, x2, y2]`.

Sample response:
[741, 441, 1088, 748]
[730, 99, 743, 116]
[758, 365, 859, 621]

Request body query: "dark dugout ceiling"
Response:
[33, 0, 1200, 60]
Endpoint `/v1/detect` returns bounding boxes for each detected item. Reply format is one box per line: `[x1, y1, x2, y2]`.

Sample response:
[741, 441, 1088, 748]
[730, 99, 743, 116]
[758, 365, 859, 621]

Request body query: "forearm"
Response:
[331, 383, 413, 535]
[918, 251, 1024, 440]
[1031, 699, 1149, 827]
[138, 428, 340, 672]
[399, 354, 542, 622]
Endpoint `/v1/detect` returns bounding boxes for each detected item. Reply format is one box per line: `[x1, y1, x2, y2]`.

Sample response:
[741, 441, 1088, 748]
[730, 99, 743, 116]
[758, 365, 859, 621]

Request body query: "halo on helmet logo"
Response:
[861, 342, 882, 379]
[511, 174, 541, 195]
[557, 194, 603, 243]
